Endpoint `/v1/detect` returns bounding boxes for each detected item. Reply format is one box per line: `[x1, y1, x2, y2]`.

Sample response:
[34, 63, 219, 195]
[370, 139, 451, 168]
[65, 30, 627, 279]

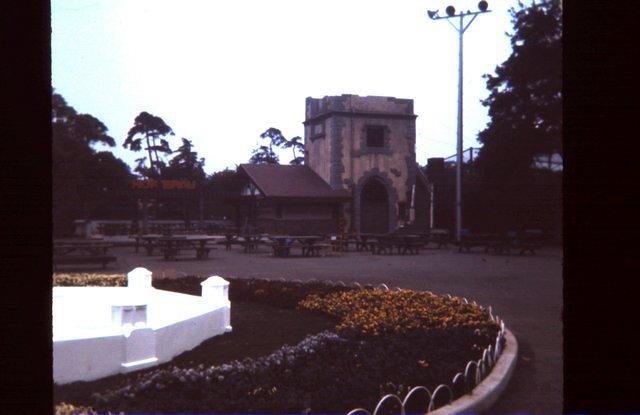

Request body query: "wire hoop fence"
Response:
[245, 277, 508, 415]
[342, 284, 507, 415]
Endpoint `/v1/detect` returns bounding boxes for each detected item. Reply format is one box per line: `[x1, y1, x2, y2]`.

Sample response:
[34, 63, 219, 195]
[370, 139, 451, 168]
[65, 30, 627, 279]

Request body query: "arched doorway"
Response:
[360, 177, 389, 233]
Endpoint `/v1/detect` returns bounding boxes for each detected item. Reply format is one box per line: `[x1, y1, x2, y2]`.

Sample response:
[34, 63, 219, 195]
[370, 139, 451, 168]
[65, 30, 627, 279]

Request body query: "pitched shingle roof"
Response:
[239, 164, 350, 199]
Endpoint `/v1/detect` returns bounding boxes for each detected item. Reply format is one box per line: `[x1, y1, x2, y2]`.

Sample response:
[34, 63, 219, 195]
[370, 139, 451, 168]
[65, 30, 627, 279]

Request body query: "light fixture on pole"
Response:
[426, 1, 490, 242]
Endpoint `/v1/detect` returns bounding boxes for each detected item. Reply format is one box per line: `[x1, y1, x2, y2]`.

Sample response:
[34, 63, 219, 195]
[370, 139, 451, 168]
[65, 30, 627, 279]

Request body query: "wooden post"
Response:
[142, 197, 149, 234]
[198, 183, 204, 230]
[429, 183, 435, 230]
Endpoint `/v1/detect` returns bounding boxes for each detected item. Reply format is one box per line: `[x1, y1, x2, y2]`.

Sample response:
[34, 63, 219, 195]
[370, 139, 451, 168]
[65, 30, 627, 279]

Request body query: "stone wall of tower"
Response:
[304, 94, 418, 232]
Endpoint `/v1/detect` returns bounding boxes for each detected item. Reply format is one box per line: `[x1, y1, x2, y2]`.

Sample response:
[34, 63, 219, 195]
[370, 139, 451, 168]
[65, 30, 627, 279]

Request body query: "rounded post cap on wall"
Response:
[201, 276, 230, 287]
[127, 267, 153, 288]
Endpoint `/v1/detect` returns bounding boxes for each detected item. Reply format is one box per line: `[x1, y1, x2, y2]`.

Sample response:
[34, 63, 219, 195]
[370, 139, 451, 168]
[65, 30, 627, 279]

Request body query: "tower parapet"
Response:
[303, 94, 419, 233]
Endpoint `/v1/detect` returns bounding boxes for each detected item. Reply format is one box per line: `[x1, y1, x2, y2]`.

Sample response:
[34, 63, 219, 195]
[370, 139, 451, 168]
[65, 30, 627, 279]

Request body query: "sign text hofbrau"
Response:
[131, 179, 197, 190]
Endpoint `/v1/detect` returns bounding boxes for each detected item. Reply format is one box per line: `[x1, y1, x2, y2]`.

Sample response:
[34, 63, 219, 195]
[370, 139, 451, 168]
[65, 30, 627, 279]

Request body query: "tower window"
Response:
[366, 126, 385, 148]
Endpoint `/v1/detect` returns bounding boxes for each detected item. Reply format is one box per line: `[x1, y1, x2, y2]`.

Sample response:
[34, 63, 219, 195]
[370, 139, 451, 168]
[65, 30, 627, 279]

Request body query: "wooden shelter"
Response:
[232, 164, 351, 235]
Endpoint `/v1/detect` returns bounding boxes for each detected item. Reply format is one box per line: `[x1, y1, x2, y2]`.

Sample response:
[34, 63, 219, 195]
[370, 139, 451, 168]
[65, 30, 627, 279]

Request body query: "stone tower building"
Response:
[304, 94, 427, 233]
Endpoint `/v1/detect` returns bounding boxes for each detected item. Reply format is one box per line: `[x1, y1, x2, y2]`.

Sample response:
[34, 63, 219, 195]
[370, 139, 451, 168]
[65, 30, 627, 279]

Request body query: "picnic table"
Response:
[53, 239, 116, 270]
[457, 232, 503, 253]
[328, 235, 355, 252]
[518, 230, 544, 254]
[355, 233, 377, 252]
[428, 229, 450, 248]
[458, 230, 544, 255]
[218, 233, 238, 251]
[269, 235, 329, 257]
[238, 234, 263, 253]
[157, 235, 217, 260]
[495, 230, 544, 255]
[135, 234, 163, 255]
[370, 234, 423, 255]
[296, 235, 326, 256]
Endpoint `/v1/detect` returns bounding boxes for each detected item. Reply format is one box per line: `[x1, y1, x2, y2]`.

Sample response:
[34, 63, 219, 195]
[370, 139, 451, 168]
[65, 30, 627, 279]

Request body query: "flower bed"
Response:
[300, 289, 497, 337]
[53, 274, 500, 414]
[53, 273, 126, 287]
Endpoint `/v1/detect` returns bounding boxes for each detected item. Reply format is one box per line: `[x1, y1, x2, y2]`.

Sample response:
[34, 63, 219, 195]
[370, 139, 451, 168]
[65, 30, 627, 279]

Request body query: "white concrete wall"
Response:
[155, 305, 229, 363]
[53, 304, 230, 384]
[53, 274, 232, 385]
[53, 334, 125, 384]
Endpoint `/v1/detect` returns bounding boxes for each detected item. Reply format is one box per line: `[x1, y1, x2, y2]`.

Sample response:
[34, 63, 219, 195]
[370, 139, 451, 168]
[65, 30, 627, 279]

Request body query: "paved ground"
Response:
[61, 241, 563, 414]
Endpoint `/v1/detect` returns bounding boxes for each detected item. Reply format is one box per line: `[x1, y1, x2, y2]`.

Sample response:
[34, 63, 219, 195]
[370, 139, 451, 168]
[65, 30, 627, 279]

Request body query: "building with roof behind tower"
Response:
[234, 94, 430, 235]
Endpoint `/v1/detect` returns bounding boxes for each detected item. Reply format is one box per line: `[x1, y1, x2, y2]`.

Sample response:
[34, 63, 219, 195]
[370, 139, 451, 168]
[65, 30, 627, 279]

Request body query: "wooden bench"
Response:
[240, 239, 261, 253]
[217, 234, 239, 251]
[270, 241, 304, 257]
[273, 240, 334, 257]
[372, 241, 422, 255]
[428, 230, 450, 249]
[400, 240, 423, 255]
[216, 239, 238, 251]
[271, 244, 292, 257]
[370, 238, 395, 255]
[304, 243, 333, 257]
[504, 230, 544, 255]
[161, 246, 213, 260]
[145, 243, 159, 255]
[329, 236, 351, 252]
[512, 240, 541, 255]
[53, 254, 116, 270]
[458, 232, 502, 253]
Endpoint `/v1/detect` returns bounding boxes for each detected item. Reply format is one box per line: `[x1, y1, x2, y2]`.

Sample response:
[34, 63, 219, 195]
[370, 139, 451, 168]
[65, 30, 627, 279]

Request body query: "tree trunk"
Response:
[145, 135, 154, 174]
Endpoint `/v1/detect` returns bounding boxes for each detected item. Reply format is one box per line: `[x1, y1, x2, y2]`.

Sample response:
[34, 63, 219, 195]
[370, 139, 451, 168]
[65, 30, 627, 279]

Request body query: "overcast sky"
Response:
[52, 0, 522, 174]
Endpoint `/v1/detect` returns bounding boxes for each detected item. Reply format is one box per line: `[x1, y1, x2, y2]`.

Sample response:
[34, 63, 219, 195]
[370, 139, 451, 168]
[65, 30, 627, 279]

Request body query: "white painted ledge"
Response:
[430, 329, 518, 415]
[53, 274, 232, 385]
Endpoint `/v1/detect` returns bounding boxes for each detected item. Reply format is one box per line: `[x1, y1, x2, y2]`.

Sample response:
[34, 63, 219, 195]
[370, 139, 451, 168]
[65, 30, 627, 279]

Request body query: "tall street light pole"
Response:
[427, 1, 490, 242]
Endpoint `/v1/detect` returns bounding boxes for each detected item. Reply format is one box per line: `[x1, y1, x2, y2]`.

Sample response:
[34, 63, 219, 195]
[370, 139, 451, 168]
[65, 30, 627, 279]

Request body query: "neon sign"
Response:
[131, 179, 196, 190]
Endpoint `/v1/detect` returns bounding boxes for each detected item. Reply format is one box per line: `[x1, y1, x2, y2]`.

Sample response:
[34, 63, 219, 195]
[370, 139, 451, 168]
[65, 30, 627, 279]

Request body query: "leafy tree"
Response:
[123, 112, 174, 177]
[157, 138, 207, 224]
[201, 168, 246, 222]
[249, 145, 279, 164]
[71, 114, 116, 147]
[52, 91, 134, 236]
[248, 127, 284, 164]
[167, 137, 206, 180]
[249, 127, 306, 165]
[282, 135, 306, 165]
[206, 168, 245, 198]
[476, 0, 561, 182]
[82, 151, 136, 219]
[453, 1, 562, 235]
[52, 92, 115, 150]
